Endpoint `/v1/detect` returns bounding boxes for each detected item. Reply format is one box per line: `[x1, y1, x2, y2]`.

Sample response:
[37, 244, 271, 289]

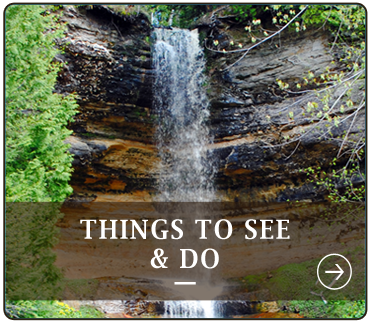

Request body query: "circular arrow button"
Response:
[317, 254, 352, 290]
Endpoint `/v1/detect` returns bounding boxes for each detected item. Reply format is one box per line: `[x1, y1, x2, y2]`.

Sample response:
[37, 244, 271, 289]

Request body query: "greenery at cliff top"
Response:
[132, 4, 365, 33]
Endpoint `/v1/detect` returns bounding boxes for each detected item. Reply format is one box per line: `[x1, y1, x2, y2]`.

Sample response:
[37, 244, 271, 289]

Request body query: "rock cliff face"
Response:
[57, 5, 156, 201]
[57, 5, 363, 203]
[204, 26, 364, 202]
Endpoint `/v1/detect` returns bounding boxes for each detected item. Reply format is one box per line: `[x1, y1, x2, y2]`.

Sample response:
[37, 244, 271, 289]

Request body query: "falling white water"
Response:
[153, 27, 215, 203]
[153, 28, 218, 318]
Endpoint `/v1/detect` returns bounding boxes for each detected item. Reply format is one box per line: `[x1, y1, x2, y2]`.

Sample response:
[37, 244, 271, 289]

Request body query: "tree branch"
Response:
[337, 107, 360, 158]
[205, 6, 308, 71]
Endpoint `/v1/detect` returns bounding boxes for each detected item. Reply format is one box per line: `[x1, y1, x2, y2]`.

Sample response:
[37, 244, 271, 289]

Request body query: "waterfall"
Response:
[153, 27, 215, 203]
[153, 28, 218, 318]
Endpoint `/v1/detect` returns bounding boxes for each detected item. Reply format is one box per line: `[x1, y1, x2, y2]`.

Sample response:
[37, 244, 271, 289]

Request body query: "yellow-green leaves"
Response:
[276, 78, 289, 90]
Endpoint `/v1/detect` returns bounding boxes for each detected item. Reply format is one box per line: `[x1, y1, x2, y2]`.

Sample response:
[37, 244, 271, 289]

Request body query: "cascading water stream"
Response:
[153, 28, 218, 318]
[153, 27, 215, 203]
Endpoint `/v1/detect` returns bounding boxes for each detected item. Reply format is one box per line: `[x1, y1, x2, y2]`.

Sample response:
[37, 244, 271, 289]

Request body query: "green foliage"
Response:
[143, 5, 179, 27]
[301, 157, 365, 203]
[6, 4, 78, 203]
[143, 5, 216, 28]
[5, 300, 105, 318]
[228, 5, 260, 22]
[5, 4, 78, 303]
[286, 299, 366, 318]
[177, 5, 217, 27]
[303, 5, 365, 38]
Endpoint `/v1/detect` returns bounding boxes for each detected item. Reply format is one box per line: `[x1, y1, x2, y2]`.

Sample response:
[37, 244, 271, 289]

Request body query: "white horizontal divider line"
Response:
[174, 281, 196, 285]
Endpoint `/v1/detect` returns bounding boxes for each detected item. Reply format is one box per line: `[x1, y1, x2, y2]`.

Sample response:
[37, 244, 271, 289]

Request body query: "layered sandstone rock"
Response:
[57, 5, 156, 198]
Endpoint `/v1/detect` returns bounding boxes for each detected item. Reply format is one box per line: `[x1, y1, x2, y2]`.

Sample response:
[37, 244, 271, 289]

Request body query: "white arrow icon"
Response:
[318, 254, 352, 290]
[325, 264, 344, 280]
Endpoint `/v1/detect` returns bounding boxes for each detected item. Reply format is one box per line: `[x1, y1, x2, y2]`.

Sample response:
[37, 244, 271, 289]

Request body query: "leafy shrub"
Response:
[5, 301, 105, 319]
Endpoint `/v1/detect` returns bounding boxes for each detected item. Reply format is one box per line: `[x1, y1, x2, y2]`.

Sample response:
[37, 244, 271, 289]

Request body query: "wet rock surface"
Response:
[216, 300, 257, 317]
